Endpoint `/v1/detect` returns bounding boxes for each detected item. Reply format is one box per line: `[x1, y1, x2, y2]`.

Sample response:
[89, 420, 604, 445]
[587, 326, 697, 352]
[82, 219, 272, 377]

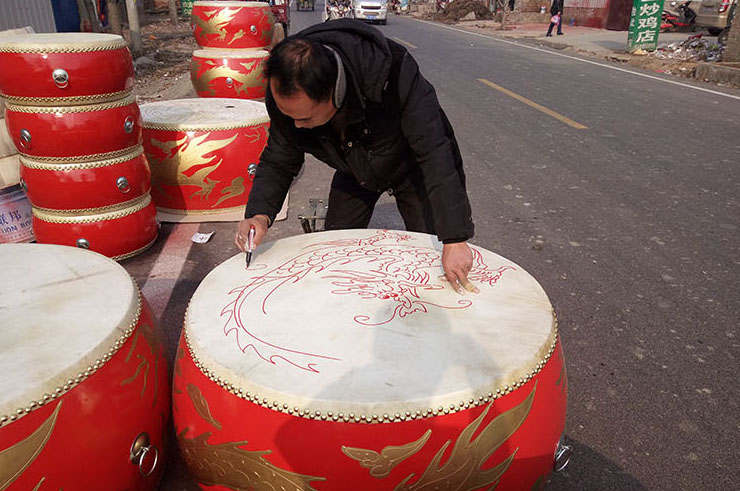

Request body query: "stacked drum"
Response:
[0, 243, 170, 490]
[0, 97, 34, 244]
[189, 1, 276, 100]
[140, 98, 270, 222]
[0, 33, 158, 260]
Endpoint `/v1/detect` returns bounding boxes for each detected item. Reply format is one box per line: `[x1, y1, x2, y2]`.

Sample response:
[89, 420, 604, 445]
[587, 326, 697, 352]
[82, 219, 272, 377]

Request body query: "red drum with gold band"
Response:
[140, 98, 269, 222]
[32, 194, 158, 260]
[192, 1, 275, 50]
[19, 146, 151, 211]
[4, 95, 141, 160]
[191, 48, 269, 99]
[0, 244, 169, 490]
[173, 229, 571, 490]
[0, 33, 134, 106]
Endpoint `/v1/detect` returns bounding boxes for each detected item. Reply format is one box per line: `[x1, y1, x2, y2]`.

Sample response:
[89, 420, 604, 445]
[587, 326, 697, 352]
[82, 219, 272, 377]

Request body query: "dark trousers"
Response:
[324, 171, 436, 234]
[547, 16, 563, 35]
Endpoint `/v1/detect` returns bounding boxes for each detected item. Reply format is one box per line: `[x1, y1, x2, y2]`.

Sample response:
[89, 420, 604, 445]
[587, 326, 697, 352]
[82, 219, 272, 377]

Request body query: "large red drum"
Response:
[0, 33, 134, 106]
[173, 229, 570, 490]
[20, 146, 151, 211]
[140, 98, 269, 222]
[190, 48, 269, 99]
[31, 194, 158, 260]
[192, 1, 274, 49]
[4, 95, 142, 160]
[0, 243, 169, 490]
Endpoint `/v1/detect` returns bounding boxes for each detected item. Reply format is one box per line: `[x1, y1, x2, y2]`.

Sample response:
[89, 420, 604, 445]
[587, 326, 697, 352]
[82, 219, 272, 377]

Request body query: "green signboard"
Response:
[627, 0, 665, 52]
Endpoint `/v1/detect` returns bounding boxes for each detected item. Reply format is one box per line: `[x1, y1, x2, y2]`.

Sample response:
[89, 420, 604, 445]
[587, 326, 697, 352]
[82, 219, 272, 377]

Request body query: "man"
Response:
[546, 0, 564, 37]
[235, 19, 477, 294]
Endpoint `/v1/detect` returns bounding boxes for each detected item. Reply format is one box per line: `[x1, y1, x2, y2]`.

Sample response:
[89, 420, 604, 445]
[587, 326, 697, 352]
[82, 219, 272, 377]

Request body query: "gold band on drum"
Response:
[19, 144, 142, 164]
[0, 37, 128, 53]
[20, 146, 144, 171]
[4, 93, 136, 114]
[182, 308, 561, 424]
[32, 194, 152, 223]
[1, 88, 134, 107]
[112, 235, 158, 261]
[0, 287, 142, 428]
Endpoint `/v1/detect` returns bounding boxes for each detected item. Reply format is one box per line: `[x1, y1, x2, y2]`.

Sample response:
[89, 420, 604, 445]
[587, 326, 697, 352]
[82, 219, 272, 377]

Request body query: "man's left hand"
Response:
[442, 242, 479, 295]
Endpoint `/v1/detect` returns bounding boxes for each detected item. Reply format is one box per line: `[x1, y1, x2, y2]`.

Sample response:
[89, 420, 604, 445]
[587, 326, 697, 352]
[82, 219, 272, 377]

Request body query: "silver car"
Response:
[354, 0, 388, 24]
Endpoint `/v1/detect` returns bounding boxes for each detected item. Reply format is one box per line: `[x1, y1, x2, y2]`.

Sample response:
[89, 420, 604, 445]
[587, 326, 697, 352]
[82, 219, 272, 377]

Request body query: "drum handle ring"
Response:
[130, 432, 159, 477]
[19, 129, 32, 150]
[52, 69, 69, 89]
[248, 163, 258, 180]
[554, 437, 572, 472]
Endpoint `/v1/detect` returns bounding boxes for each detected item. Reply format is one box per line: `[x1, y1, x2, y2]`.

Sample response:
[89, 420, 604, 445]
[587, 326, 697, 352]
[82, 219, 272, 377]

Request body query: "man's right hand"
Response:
[235, 215, 270, 252]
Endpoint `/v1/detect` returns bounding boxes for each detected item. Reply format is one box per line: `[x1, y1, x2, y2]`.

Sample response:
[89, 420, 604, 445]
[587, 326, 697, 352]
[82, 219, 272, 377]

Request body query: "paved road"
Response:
[147, 6, 740, 490]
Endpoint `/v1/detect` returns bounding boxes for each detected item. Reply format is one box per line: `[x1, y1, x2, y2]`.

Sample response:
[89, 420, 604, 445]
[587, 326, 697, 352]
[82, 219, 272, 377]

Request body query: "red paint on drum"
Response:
[192, 1, 275, 49]
[4, 96, 142, 160]
[20, 147, 151, 211]
[190, 49, 268, 99]
[0, 35, 134, 103]
[31, 196, 158, 260]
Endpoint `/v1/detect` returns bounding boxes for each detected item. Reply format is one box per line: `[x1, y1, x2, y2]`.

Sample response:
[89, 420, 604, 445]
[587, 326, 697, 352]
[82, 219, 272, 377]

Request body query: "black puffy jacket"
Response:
[245, 19, 474, 243]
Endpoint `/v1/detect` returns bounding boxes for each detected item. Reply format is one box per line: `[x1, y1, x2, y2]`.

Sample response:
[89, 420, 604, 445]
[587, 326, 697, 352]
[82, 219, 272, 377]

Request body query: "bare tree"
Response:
[125, 0, 143, 56]
[168, 0, 179, 24]
[107, 0, 123, 35]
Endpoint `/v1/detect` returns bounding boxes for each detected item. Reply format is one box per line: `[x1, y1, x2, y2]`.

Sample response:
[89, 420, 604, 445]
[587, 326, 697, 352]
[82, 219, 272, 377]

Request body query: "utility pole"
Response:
[107, 0, 123, 35]
[168, 0, 179, 24]
[125, 0, 143, 56]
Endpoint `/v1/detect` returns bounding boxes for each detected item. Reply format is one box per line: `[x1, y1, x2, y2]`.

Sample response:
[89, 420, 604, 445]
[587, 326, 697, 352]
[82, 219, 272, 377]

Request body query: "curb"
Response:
[695, 62, 740, 87]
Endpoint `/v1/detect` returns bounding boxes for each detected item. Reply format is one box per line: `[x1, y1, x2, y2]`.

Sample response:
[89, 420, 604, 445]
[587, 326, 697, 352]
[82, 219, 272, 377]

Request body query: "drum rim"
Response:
[140, 98, 270, 130]
[32, 193, 152, 223]
[0, 244, 142, 427]
[182, 229, 561, 423]
[192, 48, 270, 59]
[1, 89, 134, 108]
[4, 93, 137, 114]
[0, 33, 128, 53]
[20, 145, 145, 171]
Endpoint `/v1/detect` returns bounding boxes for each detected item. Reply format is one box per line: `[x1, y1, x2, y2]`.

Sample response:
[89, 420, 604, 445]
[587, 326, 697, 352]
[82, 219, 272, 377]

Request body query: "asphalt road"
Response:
[142, 6, 740, 490]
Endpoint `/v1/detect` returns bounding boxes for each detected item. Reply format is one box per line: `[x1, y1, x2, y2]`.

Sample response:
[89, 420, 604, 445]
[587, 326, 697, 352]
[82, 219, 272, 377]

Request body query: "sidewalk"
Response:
[418, 17, 740, 87]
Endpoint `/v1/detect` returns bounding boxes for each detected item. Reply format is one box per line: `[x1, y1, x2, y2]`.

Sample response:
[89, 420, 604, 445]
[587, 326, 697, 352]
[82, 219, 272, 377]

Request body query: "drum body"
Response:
[4, 95, 141, 160]
[31, 194, 158, 260]
[140, 98, 269, 221]
[190, 49, 269, 99]
[20, 147, 151, 211]
[173, 229, 569, 490]
[0, 244, 169, 490]
[0, 184, 34, 243]
[0, 33, 134, 105]
[192, 1, 274, 49]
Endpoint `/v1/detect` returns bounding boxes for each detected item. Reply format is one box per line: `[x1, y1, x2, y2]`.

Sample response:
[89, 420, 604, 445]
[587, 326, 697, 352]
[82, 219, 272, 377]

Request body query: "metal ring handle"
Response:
[52, 68, 69, 89]
[19, 129, 32, 150]
[136, 444, 159, 477]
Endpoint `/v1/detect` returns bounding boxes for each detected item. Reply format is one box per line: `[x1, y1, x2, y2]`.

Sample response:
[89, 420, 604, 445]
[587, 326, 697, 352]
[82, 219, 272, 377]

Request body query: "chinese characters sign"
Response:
[628, 0, 665, 52]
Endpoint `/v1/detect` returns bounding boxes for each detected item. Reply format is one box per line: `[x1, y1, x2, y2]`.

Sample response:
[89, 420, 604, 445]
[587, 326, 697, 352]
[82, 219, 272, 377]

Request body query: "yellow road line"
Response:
[477, 78, 588, 129]
[392, 37, 418, 49]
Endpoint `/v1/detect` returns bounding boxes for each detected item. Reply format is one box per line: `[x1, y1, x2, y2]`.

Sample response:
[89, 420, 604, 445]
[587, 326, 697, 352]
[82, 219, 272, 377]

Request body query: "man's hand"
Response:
[441, 242, 479, 295]
[235, 215, 270, 252]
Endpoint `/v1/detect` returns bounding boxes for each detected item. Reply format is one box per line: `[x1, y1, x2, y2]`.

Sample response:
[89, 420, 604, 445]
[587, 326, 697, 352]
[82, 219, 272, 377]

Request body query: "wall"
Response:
[0, 0, 57, 33]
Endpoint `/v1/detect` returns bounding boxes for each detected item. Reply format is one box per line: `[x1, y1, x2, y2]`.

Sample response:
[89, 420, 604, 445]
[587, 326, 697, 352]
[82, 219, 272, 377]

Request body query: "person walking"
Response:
[546, 0, 564, 36]
[234, 19, 477, 294]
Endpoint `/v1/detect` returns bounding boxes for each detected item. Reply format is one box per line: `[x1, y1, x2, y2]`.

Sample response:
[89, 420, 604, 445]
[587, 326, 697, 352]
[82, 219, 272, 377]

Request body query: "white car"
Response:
[354, 0, 388, 24]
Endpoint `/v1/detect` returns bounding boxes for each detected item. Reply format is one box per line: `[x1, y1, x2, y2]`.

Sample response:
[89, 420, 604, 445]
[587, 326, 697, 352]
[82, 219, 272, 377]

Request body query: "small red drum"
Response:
[173, 229, 570, 490]
[0, 33, 134, 106]
[4, 94, 142, 160]
[140, 98, 269, 222]
[191, 48, 269, 99]
[20, 146, 151, 211]
[31, 194, 158, 260]
[192, 1, 275, 50]
[0, 244, 169, 489]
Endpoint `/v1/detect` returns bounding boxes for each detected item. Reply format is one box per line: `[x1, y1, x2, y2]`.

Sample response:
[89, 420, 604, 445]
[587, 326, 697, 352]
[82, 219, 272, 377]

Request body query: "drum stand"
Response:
[297, 198, 327, 233]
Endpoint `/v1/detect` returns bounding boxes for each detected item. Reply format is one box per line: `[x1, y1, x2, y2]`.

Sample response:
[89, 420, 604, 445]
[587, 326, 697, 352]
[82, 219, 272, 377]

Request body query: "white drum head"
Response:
[140, 98, 269, 130]
[0, 244, 139, 419]
[0, 33, 126, 52]
[186, 230, 557, 418]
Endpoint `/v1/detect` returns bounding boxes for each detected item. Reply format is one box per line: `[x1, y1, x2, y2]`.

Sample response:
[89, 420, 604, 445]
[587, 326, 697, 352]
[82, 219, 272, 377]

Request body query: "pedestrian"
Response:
[234, 19, 477, 294]
[546, 0, 564, 36]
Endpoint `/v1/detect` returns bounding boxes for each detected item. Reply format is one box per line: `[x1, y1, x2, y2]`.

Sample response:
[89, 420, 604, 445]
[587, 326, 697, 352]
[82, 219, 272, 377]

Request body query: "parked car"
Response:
[696, 0, 736, 43]
[354, 0, 388, 24]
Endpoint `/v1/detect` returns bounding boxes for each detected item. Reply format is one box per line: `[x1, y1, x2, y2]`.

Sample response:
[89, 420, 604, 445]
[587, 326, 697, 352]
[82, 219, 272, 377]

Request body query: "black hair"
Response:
[264, 37, 337, 103]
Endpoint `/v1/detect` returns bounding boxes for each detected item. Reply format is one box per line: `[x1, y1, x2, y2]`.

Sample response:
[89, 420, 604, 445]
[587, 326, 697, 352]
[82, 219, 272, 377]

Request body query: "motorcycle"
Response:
[661, 0, 697, 31]
[325, 0, 353, 19]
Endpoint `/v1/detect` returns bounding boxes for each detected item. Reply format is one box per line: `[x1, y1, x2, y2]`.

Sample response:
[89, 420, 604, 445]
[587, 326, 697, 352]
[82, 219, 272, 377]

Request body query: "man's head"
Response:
[265, 38, 341, 129]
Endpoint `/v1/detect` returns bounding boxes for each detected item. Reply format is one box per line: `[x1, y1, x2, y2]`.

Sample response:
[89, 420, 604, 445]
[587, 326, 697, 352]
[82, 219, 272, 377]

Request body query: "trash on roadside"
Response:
[652, 37, 725, 62]
[191, 231, 215, 243]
